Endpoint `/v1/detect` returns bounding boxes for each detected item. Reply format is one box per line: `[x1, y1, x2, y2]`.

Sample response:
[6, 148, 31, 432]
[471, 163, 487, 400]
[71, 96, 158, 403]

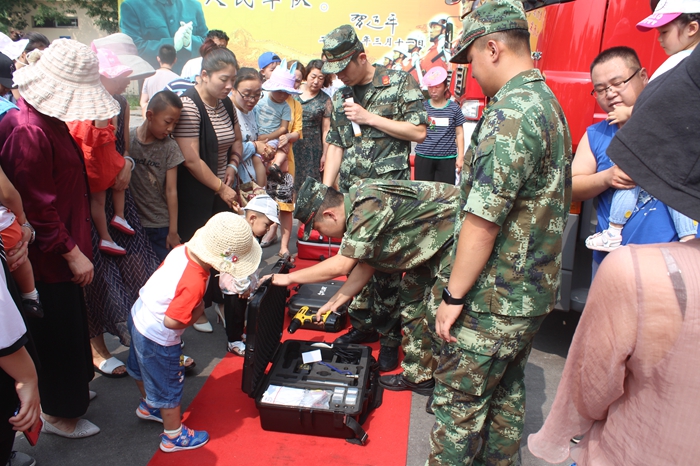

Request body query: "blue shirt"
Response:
[255, 94, 291, 137]
[588, 120, 678, 264]
[415, 99, 466, 158]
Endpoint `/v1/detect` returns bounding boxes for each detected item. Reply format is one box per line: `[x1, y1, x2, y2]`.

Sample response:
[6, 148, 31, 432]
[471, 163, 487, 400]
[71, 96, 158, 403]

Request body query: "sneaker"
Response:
[136, 399, 163, 423]
[585, 229, 622, 252]
[110, 215, 135, 235]
[21, 298, 44, 319]
[227, 341, 245, 357]
[6, 451, 36, 466]
[377, 345, 399, 372]
[99, 239, 127, 256]
[159, 425, 209, 453]
[267, 163, 283, 183]
[334, 328, 380, 345]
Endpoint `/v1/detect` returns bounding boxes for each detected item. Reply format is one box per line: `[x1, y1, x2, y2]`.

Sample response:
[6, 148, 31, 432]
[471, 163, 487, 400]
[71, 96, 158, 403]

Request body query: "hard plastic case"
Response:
[287, 280, 348, 317]
[241, 259, 382, 444]
[296, 224, 341, 261]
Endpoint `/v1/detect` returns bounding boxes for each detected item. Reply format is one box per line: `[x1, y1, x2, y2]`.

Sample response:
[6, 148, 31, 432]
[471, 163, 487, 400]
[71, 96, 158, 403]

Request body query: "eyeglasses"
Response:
[591, 69, 640, 96]
[237, 89, 262, 101]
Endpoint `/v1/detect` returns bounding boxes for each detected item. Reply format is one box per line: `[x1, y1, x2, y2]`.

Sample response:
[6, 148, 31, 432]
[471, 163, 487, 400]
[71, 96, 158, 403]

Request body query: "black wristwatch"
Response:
[442, 287, 466, 306]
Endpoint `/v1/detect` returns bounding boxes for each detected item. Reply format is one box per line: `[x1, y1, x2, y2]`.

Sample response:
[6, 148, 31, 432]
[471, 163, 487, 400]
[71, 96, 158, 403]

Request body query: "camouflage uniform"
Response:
[429, 1, 573, 464]
[295, 178, 460, 383]
[322, 25, 429, 349]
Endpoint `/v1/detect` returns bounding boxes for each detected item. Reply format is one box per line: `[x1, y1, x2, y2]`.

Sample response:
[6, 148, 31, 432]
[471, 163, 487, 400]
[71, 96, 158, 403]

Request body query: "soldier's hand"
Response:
[342, 101, 374, 126]
[435, 301, 462, 343]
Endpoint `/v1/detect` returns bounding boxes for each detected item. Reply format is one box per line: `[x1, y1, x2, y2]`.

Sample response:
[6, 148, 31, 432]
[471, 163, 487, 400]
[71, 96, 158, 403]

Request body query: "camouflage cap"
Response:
[321, 25, 363, 75]
[450, 0, 528, 64]
[293, 177, 329, 240]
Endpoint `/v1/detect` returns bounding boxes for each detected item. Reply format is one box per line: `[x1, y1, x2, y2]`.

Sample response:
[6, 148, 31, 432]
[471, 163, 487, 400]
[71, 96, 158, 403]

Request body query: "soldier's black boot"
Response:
[377, 345, 399, 372]
[333, 327, 380, 344]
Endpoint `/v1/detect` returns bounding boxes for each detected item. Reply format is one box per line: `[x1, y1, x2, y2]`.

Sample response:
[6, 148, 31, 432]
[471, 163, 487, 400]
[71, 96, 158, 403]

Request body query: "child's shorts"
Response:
[126, 312, 185, 409]
[0, 217, 22, 250]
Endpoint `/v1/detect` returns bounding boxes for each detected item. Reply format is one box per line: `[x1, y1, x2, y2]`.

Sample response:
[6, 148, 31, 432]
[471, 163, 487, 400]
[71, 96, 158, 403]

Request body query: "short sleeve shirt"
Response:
[255, 94, 291, 136]
[129, 128, 185, 228]
[457, 69, 573, 318]
[340, 180, 459, 273]
[415, 100, 467, 158]
[326, 65, 429, 193]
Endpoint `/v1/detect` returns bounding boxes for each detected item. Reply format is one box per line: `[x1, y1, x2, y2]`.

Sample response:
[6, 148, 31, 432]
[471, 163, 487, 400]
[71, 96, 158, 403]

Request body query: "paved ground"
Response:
[10, 110, 579, 465]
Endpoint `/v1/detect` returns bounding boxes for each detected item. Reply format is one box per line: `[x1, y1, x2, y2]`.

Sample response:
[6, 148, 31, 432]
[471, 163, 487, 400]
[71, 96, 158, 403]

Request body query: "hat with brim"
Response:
[450, 0, 529, 65]
[0, 52, 14, 89]
[606, 47, 700, 221]
[637, 0, 700, 31]
[0, 33, 29, 61]
[293, 177, 329, 241]
[322, 25, 363, 75]
[13, 39, 120, 122]
[262, 63, 302, 95]
[92, 33, 155, 80]
[258, 51, 281, 70]
[243, 194, 281, 225]
[96, 48, 132, 79]
[423, 66, 448, 87]
[186, 212, 262, 278]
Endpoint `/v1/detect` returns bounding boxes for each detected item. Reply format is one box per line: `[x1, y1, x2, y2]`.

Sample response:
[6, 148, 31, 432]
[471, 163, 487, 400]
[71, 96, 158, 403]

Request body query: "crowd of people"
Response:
[1, 0, 699, 464]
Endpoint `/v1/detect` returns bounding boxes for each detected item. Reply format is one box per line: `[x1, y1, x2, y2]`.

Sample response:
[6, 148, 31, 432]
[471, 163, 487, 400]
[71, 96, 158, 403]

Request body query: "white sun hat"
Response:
[186, 212, 262, 278]
[262, 59, 302, 95]
[12, 39, 120, 122]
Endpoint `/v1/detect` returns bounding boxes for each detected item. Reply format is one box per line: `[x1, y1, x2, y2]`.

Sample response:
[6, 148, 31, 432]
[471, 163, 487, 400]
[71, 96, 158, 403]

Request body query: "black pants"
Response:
[414, 156, 456, 184]
[29, 282, 93, 419]
[223, 294, 247, 343]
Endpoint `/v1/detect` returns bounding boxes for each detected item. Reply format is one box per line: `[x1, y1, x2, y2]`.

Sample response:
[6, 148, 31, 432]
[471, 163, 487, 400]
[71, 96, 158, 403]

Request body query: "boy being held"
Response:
[586, 2, 700, 252]
[127, 212, 261, 452]
[257, 60, 302, 183]
[129, 90, 185, 262]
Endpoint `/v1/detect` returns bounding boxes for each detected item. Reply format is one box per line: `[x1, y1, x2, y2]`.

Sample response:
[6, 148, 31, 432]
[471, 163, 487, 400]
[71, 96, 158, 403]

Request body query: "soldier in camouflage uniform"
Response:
[429, 1, 573, 464]
[270, 176, 459, 402]
[319, 25, 429, 372]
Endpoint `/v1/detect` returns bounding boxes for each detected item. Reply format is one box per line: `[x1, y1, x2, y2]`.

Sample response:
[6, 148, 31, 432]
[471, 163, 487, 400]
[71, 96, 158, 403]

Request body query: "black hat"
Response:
[607, 46, 700, 221]
[0, 52, 14, 89]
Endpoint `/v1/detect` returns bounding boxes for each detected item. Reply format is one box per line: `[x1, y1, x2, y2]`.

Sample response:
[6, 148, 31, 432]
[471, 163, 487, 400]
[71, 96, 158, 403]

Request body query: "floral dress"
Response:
[293, 91, 331, 193]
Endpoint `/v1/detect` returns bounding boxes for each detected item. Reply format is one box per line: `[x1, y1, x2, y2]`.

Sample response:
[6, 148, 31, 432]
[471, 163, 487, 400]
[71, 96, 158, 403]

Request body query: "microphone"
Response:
[340, 88, 362, 137]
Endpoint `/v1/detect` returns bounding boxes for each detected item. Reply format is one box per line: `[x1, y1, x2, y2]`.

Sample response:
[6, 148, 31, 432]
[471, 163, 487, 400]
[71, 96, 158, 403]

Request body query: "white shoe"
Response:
[41, 416, 100, 438]
[193, 320, 213, 333]
[214, 303, 226, 327]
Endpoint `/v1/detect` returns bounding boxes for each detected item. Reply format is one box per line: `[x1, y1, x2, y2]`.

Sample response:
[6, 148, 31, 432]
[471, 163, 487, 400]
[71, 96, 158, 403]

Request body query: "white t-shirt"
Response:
[131, 245, 210, 346]
[142, 68, 181, 99]
[180, 57, 203, 80]
[0, 258, 25, 351]
[650, 50, 693, 81]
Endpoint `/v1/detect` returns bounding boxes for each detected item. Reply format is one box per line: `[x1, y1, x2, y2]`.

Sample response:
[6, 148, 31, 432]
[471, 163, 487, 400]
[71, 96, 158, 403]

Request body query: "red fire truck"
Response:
[448, 0, 666, 311]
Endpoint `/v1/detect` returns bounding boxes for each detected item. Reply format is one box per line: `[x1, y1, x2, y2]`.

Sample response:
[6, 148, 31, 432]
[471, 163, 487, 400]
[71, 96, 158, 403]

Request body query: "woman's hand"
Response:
[223, 165, 237, 187]
[218, 184, 241, 213]
[63, 245, 94, 287]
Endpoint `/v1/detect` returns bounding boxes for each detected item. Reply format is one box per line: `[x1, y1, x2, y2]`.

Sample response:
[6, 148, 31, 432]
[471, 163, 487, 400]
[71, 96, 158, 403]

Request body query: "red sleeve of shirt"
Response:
[0, 124, 76, 255]
[164, 261, 209, 325]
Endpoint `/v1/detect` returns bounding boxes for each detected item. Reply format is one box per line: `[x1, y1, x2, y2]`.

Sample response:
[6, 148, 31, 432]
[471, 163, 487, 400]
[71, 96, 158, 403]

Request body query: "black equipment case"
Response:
[241, 259, 383, 445]
[287, 280, 348, 317]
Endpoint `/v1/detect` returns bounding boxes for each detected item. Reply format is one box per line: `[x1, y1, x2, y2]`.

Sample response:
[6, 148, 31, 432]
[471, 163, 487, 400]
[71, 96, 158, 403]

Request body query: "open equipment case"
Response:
[241, 258, 383, 445]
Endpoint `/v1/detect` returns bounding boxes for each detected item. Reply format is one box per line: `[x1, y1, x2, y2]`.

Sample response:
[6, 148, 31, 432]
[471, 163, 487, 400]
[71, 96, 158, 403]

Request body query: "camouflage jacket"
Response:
[455, 69, 572, 317]
[326, 65, 428, 193]
[340, 180, 459, 273]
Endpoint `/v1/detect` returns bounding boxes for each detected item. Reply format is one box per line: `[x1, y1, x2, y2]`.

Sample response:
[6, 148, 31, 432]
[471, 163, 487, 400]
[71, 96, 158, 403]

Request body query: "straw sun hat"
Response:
[187, 212, 262, 278]
[13, 39, 120, 122]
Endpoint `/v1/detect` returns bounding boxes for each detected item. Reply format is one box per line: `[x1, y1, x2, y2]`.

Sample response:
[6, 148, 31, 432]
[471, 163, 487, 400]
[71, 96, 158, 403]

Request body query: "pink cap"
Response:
[96, 48, 132, 79]
[637, 0, 700, 31]
[422, 66, 448, 87]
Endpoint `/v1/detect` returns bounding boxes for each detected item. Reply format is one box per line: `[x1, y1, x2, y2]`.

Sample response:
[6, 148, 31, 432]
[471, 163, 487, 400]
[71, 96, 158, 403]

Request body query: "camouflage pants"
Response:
[428, 309, 546, 466]
[347, 270, 403, 347]
[399, 242, 451, 384]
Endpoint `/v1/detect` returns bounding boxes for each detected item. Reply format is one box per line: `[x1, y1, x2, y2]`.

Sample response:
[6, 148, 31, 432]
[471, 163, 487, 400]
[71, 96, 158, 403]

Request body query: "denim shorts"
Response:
[126, 313, 185, 409]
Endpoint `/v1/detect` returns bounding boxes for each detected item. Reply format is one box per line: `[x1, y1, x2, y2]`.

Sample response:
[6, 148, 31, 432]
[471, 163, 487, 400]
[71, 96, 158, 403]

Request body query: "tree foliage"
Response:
[0, 0, 118, 35]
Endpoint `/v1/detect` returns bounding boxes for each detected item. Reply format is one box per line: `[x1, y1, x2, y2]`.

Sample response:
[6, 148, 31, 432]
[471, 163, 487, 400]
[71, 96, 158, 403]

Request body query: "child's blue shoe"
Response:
[159, 425, 209, 452]
[136, 399, 163, 423]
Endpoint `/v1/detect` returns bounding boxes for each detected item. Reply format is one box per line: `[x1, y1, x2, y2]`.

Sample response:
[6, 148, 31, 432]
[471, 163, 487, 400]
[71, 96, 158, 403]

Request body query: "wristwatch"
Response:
[442, 287, 466, 306]
[21, 221, 36, 244]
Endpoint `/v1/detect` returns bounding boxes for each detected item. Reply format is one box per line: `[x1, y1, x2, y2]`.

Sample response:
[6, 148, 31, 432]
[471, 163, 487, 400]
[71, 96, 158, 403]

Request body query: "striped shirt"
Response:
[173, 97, 236, 179]
[415, 100, 466, 159]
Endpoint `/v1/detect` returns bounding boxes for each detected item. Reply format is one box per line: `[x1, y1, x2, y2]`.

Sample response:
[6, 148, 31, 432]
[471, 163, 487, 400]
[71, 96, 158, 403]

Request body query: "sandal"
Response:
[227, 341, 245, 357]
[267, 164, 283, 183]
[94, 357, 128, 378]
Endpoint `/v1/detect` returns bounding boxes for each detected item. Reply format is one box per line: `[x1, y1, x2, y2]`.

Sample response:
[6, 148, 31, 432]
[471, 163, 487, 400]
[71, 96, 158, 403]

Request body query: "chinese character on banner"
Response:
[205, 0, 228, 7]
[384, 13, 398, 35]
[350, 13, 368, 29]
[372, 37, 382, 46]
[262, 0, 281, 10]
[235, 0, 254, 8]
[395, 37, 404, 47]
[385, 37, 393, 46]
[361, 35, 371, 46]
[291, 0, 311, 8]
[366, 15, 383, 31]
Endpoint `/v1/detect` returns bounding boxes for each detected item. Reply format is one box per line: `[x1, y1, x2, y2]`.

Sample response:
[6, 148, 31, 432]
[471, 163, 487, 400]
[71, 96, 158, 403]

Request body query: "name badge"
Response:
[432, 117, 449, 127]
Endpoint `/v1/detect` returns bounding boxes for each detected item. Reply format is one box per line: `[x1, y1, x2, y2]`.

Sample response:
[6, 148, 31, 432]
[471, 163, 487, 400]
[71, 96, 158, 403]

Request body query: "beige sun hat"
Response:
[186, 212, 262, 278]
[13, 39, 120, 122]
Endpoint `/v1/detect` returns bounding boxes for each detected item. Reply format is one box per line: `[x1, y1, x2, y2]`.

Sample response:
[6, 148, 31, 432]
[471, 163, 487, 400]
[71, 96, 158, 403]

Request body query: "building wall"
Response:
[25, 7, 104, 47]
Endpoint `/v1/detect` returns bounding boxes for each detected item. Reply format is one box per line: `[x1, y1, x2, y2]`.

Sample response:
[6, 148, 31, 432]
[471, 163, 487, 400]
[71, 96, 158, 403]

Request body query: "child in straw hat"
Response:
[126, 212, 261, 452]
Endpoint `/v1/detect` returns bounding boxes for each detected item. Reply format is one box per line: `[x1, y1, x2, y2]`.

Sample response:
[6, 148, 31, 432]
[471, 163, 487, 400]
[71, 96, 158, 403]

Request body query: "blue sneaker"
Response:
[136, 399, 162, 423]
[159, 425, 209, 452]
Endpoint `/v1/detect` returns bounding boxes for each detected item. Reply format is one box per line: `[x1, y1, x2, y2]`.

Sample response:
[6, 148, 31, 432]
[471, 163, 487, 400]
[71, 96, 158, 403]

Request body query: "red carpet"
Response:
[148, 259, 412, 465]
